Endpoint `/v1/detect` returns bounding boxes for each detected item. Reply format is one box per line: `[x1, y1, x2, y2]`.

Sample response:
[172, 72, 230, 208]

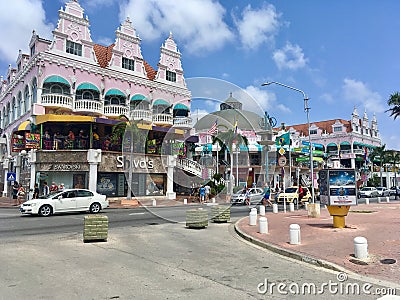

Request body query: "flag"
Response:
[276, 132, 290, 146]
[207, 119, 218, 135]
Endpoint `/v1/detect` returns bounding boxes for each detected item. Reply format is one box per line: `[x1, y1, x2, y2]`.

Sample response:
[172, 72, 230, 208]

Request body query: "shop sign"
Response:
[12, 133, 25, 152]
[53, 164, 82, 171]
[116, 155, 154, 169]
[25, 133, 40, 149]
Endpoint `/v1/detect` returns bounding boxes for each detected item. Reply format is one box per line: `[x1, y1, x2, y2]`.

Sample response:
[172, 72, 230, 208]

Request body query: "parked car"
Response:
[230, 187, 264, 205]
[357, 187, 379, 198]
[389, 186, 400, 197]
[376, 187, 390, 197]
[20, 189, 108, 217]
[276, 186, 312, 205]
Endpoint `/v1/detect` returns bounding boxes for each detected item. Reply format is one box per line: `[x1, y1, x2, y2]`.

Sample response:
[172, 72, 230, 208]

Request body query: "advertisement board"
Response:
[319, 168, 357, 206]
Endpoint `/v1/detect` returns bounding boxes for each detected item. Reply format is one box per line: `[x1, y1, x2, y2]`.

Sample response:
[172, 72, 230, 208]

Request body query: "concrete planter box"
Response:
[186, 209, 208, 229]
[211, 205, 230, 223]
[83, 215, 108, 242]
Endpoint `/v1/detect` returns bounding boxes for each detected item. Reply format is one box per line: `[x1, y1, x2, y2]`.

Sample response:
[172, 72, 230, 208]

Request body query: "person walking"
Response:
[43, 181, 50, 196]
[17, 184, 26, 205]
[199, 186, 206, 204]
[204, 184, 211, 202]
[262, 184, 273, 207]
[12, 181, 19, 203]
[33, 184, 40, 199]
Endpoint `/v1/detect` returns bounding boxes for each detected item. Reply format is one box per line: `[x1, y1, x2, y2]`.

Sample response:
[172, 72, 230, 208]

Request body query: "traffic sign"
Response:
[278, 156, 287, 166]
[278, 147, 285, 155]
[6, 172, 16, 182]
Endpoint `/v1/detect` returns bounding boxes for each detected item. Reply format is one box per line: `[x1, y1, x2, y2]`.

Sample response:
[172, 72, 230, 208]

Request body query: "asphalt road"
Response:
[0, 204, 393, 299]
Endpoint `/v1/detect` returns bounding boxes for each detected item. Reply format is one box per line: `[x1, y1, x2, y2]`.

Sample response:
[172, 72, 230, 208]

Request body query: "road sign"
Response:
[278, 156, 287, 166]
[278, 147, 285, 155]
[6, 172, 16, 182]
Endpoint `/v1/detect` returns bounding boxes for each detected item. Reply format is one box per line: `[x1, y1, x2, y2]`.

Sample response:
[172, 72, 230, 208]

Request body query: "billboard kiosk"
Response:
[318, 168, 357, 228]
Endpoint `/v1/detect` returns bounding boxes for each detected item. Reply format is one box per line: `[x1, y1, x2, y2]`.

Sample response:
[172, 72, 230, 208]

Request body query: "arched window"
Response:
[32, 78, 37, 104]
[18, 92, 23, 116]
[24, 85, 30, 112]
[1, 108, 5, 129]
[6, 103, 11, 126]
[12, 98, 17, 122]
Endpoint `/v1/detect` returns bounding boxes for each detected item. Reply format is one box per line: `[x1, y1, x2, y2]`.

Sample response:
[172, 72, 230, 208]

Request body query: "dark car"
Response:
[389, 186, 400, 197]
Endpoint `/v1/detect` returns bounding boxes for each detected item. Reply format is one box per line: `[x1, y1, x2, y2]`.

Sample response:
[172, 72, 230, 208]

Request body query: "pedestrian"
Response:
[12, 181, 19, 201]
[262, 185, 273, 207]
[298, 185, 304, 203]
[245, 188, 251, 205]
[199, 186, 206, 204]
[33, 183, 40, 199]
[17, 184, 26, 205]
[58, 183, 65, 191]
[50, 182, 58, 193]
[43, 181, 50, 196]
[204, 184, 211, 202]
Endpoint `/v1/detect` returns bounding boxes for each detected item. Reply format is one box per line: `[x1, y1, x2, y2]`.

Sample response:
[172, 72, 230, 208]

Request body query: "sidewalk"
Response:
[235, 201, 400, 288]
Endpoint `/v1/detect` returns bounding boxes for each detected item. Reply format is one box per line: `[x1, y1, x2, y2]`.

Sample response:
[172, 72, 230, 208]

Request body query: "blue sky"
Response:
[1, 0, 399, 150]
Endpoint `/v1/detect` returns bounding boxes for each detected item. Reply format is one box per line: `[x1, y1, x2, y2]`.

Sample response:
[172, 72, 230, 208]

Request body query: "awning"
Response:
[13, 120, 31, 132]
[327, 142, 337, 147]
[105, 89, 125, 97]
[76, 83, 100, 92]
[153, 99, 169, 106]
[239, 144, 263, 152]
[131, 94, 149, 101]
[340, 141, 350, 146]
[43, 75, 70, 86]
[36, 114, 95, 125]
[173, 104, 189, 110]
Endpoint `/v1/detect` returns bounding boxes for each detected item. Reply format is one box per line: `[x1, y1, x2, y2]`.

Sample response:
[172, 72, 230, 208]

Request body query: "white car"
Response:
[376, 187, 390, 197]
[230, 188, 264, 205]
[20, 189, 108, 217]
[357, 187, 379, 198]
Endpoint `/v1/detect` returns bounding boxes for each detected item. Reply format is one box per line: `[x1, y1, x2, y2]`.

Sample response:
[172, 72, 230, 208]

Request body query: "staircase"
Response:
[176, 158, 215, 180]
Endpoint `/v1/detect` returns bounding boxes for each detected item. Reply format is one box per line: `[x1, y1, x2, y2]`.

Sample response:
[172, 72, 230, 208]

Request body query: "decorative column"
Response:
[29, 150, 37, 192]
[2, 158, 9, 197]
[87, 149, 102, 192]
[166, 155, 176, 199]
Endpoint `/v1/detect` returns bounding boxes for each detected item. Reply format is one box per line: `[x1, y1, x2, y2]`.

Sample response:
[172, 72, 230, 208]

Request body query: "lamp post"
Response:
[261, 81, 315, 204]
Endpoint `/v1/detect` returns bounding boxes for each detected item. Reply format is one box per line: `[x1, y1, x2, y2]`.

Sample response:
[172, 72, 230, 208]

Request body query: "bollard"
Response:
[365, 198, 369, 205]
[289, 224, 301, 245]
[272, 203, 278, 214]
[183, 198, 187, 205]
[378, 197, 381, 203]
[259, 217, 268, 234]
[152, 199, 156, 206]
[354, 236, 368, 259]
[212, 197, 216, 203]
[249, 208, 257, 226]
[289, 202, 294, 212]
[259, 205, 265, 216]
[304, 202, 309, 210]
[386, 196, 390, 203]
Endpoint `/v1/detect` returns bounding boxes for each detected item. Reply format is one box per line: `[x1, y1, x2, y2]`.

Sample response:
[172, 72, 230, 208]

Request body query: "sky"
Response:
[0, 0, 399, 150]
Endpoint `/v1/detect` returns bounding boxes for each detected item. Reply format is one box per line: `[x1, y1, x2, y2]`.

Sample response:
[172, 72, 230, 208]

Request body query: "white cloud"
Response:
[0, 0, 53, 63]
[320, 93, 334, 104]
[233, 3, 281, 50]
[342, 78, 385, 113]
[119, 0, 233, 54]
[272, 42, 308, 70]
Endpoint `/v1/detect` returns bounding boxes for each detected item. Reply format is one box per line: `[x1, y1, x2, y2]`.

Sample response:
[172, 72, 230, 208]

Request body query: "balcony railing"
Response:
[130, 110, 153, 123]
[74, 100, 103, 114]
[173, 117, 192, 128]
[176, 158, 203, 177]
[41, 94, 73, 110]
[153, 113, 173, 125]
[104, 105, 129, 117]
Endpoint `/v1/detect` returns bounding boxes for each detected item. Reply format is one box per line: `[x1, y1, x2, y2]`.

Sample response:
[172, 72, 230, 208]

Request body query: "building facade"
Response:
[0, 0, 202, 200]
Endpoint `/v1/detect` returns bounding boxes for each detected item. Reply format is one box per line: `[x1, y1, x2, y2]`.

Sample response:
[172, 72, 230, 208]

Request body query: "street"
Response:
[0, 204, 391, 299]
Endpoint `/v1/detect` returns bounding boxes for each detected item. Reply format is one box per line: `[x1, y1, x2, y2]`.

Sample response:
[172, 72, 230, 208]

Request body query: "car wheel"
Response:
[90, 202, 101, 214]
[293, 198, 298, 205]
[39, 205, 52, 217]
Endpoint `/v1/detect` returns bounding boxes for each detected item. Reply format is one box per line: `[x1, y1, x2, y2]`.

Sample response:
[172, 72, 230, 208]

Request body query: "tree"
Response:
[368, 145, 387, 186]
[212, 126, 249, 195]
[386, 150, 400, 193]
[386, 92, 400, 120]
[111, 115, 147, 200]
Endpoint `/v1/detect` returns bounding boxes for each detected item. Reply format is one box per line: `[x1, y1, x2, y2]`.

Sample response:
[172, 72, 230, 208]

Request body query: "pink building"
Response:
[0, 0, 198, 200]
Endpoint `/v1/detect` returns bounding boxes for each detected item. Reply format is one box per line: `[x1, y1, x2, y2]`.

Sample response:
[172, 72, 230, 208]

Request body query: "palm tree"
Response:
[368, 145, 386, 186]
[386, 92, 400, 120]
[212, 126, 249, 195]
[386, 150, 400, 198]
[111, 114, 148, 200]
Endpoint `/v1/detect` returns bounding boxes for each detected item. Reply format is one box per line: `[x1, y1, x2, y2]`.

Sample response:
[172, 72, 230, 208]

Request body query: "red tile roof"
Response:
[93, 44, 157, 81]
[276, 119, 352, 136]
[144, 61, 157, 81]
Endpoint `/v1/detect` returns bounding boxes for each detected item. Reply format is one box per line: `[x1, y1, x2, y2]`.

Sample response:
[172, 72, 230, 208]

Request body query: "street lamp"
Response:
[261, 81, 315, 204]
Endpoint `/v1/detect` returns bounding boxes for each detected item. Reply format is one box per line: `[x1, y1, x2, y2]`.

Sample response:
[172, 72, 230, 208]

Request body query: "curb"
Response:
[234, 218, 349, 273]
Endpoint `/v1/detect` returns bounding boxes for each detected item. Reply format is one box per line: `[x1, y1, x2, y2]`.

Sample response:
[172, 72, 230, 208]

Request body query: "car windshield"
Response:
[285, 188, 297, 193]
